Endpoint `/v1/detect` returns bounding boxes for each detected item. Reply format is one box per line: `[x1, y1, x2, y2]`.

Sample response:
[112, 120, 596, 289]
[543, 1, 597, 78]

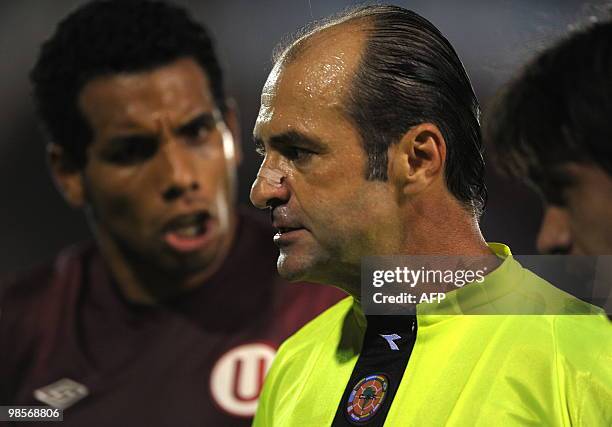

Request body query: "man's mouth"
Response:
[163, 211, 213, 252]
[271, 207, 307, 245]
[273, 226, 307, 246]
[276, 227, 302, 234]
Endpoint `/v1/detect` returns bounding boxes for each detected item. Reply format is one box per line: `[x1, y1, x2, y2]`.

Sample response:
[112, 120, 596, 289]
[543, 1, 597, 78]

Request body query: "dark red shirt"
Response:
[0, 209, 345, 426]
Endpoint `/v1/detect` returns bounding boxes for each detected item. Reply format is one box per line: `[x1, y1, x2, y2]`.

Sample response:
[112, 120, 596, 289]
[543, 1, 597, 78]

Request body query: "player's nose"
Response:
[250, 164, 288, 209]
[159, 135, 201, 202]
[537, 206, 573, 254]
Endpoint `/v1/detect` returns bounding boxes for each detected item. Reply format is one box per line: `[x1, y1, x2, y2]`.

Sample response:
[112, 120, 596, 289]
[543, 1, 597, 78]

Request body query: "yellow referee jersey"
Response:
[254, 244, 612, 426]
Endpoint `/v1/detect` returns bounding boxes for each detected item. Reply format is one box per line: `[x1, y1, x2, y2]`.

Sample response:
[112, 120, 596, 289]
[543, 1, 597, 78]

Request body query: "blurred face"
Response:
[537, 163, 612, 255]
[250, 30, 403, 287]
[76, 58, 237, 274]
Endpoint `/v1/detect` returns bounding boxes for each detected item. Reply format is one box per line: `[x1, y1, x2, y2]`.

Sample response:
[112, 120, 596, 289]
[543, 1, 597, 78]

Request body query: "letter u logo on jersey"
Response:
[210, 343, 276, 417]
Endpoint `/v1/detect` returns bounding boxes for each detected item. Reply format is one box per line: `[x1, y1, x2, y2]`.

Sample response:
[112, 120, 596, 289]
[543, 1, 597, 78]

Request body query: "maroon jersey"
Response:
[0, 209, 345, 426]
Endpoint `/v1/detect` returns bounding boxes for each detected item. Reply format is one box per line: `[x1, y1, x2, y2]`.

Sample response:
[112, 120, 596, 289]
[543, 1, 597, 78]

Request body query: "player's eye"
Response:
[542, 190, 567, 207]
[180, 119, 214, 145]
[541, 179, 573, 207]
[103, 137, 158, 165]
[530, 166, 576, 207]
[541, 171, 575, 206]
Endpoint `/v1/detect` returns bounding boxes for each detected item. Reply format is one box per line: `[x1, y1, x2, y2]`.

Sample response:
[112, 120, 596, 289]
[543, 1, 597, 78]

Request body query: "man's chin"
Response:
[153, 243, 219, 275]
[276, 260, 307, 282]
[276, 252, 318, 282]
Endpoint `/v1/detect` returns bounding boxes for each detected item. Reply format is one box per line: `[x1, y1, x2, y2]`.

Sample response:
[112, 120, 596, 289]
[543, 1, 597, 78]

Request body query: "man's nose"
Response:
[159, 136, 200, 201]
[537, 206, 573, 254]
[250, 165, 289, 209]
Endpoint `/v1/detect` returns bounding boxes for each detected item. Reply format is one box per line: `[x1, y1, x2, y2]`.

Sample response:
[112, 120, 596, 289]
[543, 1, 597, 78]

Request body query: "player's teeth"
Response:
[175, 225, 201, 237]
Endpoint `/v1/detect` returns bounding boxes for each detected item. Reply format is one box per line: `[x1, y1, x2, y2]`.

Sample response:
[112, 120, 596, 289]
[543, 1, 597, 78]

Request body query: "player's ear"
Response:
[47, 143, 86, 208]
[223, 99, 242, 165]
[388, 122, 446, 196]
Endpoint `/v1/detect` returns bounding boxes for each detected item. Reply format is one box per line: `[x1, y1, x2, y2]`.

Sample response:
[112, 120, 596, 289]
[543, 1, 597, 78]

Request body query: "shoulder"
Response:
[278, 296, 354, 356]
[491, 261, 609, 350]
[264, 297, 353, 382]
[521, 266, 602, 314]
[552, 313, 611, 364]
[264, 296, 355, 391]
[255, 297, 354, 426]
[1, 258, 57, 311]
[0, 243, 94, 324]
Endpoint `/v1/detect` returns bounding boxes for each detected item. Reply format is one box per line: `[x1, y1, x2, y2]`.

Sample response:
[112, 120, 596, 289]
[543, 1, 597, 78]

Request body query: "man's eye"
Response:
[540, 181, 571, 207]
[105, 142, 157, 165]
[531, 167, 575, 207]
[543, 189, 568, 207]
[183, 123, 211, 143]
[545, 175, 576, 206]
[285, 147, 314, 162]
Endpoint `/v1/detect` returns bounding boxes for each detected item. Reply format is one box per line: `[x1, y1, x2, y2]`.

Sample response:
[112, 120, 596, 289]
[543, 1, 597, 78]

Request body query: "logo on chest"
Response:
[379, 334, 402, 350]
[210, 343, 276, 417]
[346, 374, 389, 424]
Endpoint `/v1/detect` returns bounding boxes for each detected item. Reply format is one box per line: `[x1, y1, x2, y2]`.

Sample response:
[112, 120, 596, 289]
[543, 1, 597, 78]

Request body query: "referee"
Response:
[250, 5, 612, 426]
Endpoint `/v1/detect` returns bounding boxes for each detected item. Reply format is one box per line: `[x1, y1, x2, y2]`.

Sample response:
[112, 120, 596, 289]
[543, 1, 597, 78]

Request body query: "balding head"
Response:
[263, 21, 367, 121]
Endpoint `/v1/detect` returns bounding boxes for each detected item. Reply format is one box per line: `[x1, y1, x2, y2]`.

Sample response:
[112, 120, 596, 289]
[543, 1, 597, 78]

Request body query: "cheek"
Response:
[90, 183, 144, 229]
[192, 144, 230, 183]
[204, 159, 229, 188]
[302, 184, 385, 240]
[564, 193, 611, 253]
[85, 166, 153, 228]
[202, 160, 234, 214]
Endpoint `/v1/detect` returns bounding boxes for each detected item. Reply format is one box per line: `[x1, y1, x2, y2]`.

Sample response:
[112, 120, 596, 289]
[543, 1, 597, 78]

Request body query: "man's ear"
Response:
[47, 143, 86, 208]
[388, 122, 446, 196]
[223, 99, 242, 165]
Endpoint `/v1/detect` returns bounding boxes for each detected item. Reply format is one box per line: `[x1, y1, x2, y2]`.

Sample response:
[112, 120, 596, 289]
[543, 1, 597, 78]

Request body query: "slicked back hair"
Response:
[274, 5, 486, 216]
[31, 0, 226, 169]
[484, 19, 612, 204]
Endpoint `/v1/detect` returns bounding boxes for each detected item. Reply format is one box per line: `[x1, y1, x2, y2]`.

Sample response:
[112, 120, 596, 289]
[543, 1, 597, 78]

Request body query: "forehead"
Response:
[256, 25, 366, 139]
[78, 57, 215, 132]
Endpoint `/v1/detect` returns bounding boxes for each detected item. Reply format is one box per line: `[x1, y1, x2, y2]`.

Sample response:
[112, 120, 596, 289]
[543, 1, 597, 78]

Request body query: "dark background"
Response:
[0, 0, 608, 275]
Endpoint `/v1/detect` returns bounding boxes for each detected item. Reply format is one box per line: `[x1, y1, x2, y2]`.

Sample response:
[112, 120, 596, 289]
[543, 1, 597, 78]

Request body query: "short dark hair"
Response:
[31, 0, 226, 169]
[483, 19, 612, 204]
[275, 5, 486, 216]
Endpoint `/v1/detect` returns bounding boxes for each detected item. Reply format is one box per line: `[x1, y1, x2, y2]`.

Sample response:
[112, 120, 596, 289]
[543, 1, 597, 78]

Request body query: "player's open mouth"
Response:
[163, 212, 213, 252]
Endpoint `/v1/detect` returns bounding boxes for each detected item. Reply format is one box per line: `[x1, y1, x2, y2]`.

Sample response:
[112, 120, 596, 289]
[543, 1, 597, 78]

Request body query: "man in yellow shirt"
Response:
[250, 5, 611, 426]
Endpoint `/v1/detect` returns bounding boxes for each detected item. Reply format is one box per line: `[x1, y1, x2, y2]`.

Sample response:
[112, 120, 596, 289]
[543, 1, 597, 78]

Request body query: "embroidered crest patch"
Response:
[346, 374, 389, 423]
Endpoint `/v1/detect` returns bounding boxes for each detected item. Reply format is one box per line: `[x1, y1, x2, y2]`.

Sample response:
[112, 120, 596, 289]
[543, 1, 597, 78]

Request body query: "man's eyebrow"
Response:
[268, 131, 324, 148]
[107, 133, 158, 147]
[106, 113, 216, 146]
